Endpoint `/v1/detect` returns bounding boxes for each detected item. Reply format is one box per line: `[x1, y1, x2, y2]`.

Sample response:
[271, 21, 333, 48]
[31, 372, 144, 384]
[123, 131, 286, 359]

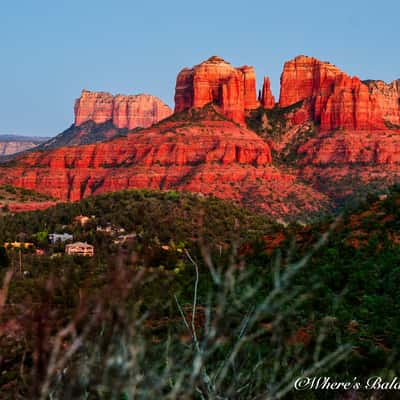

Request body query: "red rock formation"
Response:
[259, 77, 275, 109]
[292, 122, 400, 206]
[74, 91, 114, 125]
[174, 56, 259, 124]
[240, 65, 260, 110]
[74, 90, 172, 129]
[279, 56, 342, 108]
[7, 201, 58, 213]
[298, 129, 400, 165]
[320, 74, 386, 130]
[0, 107, 330, 220]
[364, 79, 400, 126]
[279, 55, 387, 130]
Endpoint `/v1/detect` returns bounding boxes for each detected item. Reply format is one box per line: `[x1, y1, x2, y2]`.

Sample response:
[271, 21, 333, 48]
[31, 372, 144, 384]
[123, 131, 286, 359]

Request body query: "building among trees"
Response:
[49, 233, 73, 244]
[65, 242, 94, 257]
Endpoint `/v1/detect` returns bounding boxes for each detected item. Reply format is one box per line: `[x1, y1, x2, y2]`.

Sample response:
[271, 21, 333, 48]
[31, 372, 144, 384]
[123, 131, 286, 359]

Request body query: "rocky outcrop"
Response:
[174, 56, 259, 124]
[320, 74, 386, 130]
[5, 54, 400, 219]
[0, 107, 330, 220]
[38, 121, 127, 150]
[241, 65, 260, 110]
[0, 141, 40, 157]
[278, 55, 387, 130]
[20, 121, 272, 174]
[74, 90, 172, 129]
[364, 79, 400, 126]
[74, 91, 114, 125]
[15, 91, 174, 154]
[0, 135, 48, 158]
[259, 77, 275, 109]
[6, 201, 58, 213]
[298, 130, 400, 165]
[279, 56, 342, 108]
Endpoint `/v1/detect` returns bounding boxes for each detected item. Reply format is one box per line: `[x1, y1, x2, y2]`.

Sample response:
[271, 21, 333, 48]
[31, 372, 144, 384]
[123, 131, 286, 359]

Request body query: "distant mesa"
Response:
[24, 91, 174, 152]
[0, 135, 49, 157]
[74, 90, 173, 130]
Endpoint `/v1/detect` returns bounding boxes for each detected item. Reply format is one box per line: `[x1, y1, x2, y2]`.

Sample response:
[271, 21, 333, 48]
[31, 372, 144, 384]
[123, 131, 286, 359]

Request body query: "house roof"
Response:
[65, 242, 93, 248]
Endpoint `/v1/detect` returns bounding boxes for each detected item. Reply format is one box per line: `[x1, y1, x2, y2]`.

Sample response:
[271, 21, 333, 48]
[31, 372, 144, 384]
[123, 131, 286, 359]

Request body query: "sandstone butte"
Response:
[174, 56, 274, 124]
[74, 90, 173, 129]
[1, 54, 400, 220]
[275, 56, 400, 207]
[279, 55, 400, 131]
[0, 106, 330, 220]
[276, 55, 400, 165]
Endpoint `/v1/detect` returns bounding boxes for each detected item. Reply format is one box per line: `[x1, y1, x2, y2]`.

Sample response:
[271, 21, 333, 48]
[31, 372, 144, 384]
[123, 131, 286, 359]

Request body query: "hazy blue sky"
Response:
[1, 0, 399, 137]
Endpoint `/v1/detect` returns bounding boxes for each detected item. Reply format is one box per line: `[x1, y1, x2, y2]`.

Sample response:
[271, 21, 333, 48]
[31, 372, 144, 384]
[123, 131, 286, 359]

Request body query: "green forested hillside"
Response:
[1, 188, 400, 398]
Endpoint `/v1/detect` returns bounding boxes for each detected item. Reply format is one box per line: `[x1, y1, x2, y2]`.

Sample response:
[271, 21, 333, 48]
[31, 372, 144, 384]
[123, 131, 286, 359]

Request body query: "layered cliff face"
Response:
[243, 55, 400, 209]
[320, 74, 386, 131]
[298, 129, 400, 165]
[279, 56, 343, 108]
[364, 79, 400, 127]
[278, 55, 388, 131]
[0, 107, 330, 220]
[74, 90, 173, 129]
[14, 91, 174, 154]
[272, 57, 400, 206]
[174, 56, 260, 124]
[273, 56, 400, 165]
[3, 54, 400, 220]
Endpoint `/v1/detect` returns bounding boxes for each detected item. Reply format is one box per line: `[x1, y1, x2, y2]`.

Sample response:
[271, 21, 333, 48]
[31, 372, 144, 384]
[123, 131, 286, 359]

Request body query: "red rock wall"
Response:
[365, 80, 400, 126]
[0, 116, 331, 219]
[279, 55, 389, 131]
[298, 129, 400, 165]
[174, 56, 259, 124]
[74, 90, 172, 129]
[74, 91, 114, 125]
[320, 74, 386, 130]
[259, 77, 275, 109]
[240, 66, 260, 110]
[279, 55, 342, 109]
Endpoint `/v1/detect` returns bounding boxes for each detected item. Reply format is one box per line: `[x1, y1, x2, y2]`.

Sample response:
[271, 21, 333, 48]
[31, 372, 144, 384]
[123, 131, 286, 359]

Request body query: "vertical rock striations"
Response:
[278, 55, 394, 131]
[74, 91, 114, 126]
[364, 79, 400, 127]
[0, 110, 332, 220]
[320, 74, 385, 130]
[279, 55, 343, 108]
[259, 77, 275, 109]
[74, 90, 172, 129]
[174, 56, 260, 124]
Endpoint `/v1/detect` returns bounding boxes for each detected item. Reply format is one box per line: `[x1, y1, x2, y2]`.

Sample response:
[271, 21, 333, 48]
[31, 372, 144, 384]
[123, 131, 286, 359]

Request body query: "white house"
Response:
[49, 233, 73, 244]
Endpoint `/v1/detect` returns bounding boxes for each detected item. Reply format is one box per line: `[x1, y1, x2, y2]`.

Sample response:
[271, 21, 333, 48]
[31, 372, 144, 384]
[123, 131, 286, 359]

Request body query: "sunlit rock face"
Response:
[174, 56, 260, 124]
[278, 55, 397, 130]
[364, 79, 400, 127]
[0, 106, 331, 220]
[259, 77, 275, 110]
[74, 90, 172, 129]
